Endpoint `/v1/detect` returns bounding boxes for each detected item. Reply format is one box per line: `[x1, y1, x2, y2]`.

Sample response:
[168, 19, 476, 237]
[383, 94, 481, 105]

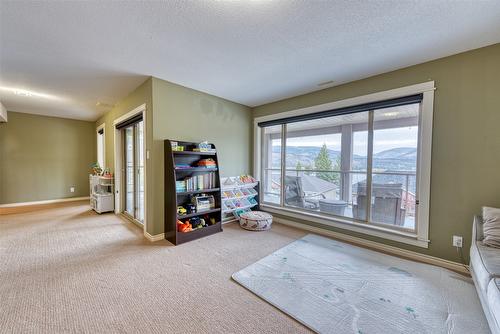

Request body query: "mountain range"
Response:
[272, 146, 417, 171]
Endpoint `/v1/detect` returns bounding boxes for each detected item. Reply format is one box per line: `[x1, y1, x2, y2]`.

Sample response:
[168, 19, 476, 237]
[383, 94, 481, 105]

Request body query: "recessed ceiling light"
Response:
[14, 89, 34, 97]
[0, 86, 60, 100]
[317, 80, 334, 87]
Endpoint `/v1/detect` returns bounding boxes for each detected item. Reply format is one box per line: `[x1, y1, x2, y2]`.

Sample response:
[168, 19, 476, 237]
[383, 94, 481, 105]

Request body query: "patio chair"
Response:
[284, 176, 324, 209]
[353, 182, 406, 226]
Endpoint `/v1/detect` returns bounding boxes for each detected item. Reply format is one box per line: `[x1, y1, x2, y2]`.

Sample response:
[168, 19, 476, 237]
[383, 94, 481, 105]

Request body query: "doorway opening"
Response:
[113, 104, 147, 231]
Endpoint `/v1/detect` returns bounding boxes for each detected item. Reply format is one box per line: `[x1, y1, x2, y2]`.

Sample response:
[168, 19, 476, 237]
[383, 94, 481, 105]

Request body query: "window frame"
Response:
[254, 82, 434, 248]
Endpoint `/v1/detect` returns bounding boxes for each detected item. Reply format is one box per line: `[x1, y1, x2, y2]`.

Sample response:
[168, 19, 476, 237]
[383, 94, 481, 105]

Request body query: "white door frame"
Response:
[96, 123, 106, 168]
[113, 104, 147, 233]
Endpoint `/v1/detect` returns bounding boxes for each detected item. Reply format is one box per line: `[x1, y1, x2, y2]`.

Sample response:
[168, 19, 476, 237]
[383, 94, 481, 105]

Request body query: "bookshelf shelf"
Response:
[164, 140, 223, 245]
[177, 208, 221, 220]
[176, 188, 220, 196]
[175, 167, 218, 172]
[173, 151, 216, 156]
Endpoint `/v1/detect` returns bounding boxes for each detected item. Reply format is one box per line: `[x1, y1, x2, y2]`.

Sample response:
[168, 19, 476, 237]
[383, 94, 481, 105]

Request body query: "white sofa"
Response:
[471, 215, 500, 334]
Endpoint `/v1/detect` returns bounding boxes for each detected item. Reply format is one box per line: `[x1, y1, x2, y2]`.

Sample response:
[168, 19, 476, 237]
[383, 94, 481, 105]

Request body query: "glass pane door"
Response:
[135, 121, 144, 223]
[124, 126, 135, 217]
[262, 125, 282, 205]
[370, 104, 419, 230]
[123, 121, 145, 224]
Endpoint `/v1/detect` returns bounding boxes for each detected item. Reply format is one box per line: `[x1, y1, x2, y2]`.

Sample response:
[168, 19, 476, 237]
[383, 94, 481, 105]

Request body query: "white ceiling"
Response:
[1, 1, 500, 121]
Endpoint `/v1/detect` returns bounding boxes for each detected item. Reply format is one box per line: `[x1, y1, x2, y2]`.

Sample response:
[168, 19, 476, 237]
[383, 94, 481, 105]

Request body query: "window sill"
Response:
[261, 204, 429, 248]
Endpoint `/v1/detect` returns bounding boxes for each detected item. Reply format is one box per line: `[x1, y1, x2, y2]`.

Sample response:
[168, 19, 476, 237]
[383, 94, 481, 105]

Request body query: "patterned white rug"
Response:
[233, 234, 489, 334]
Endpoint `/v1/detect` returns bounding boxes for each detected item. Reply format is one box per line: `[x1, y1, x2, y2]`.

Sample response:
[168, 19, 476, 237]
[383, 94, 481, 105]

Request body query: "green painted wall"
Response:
[252, 43, 500, 262]
[0, 111, 96, 204]
[95, 77, 153, 172]
[95, 77, 251, 235]
[150, 77, 252, 234]
[95, 77, 154, 234]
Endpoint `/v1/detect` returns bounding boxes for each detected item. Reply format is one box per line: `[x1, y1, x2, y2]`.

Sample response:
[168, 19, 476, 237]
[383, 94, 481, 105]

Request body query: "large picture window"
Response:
[256, 83, 434, 247]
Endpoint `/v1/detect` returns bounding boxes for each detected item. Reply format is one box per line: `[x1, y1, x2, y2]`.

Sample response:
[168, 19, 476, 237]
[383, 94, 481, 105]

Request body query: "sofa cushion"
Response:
[487, 279, 500, 332]
[483, 207, 500, 248]
[474, 215, 485, 241]
[471, 240, 500, 293]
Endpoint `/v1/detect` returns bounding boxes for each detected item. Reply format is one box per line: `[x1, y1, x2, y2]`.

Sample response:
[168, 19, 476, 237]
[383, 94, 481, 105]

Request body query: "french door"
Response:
[123, 120, 144, 224]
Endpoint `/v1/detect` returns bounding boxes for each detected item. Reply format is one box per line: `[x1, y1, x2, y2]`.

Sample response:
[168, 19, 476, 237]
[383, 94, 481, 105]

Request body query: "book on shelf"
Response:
[176, 172, 217, 192]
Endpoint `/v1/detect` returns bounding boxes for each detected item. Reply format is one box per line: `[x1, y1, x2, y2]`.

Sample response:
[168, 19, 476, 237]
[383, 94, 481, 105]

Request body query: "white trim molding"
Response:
[254, 81, 435, 248]
[253, 81, 436, 125]
[263, 205, 429, 248]
[96, 122, 106, 168]
[273, 216, 469, 275]
[0, 196, 90, 208]
[144, 232, 165, 242]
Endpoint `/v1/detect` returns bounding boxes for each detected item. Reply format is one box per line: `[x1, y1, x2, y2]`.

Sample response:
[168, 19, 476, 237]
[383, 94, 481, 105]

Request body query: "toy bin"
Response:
[239, 211, 273, 231]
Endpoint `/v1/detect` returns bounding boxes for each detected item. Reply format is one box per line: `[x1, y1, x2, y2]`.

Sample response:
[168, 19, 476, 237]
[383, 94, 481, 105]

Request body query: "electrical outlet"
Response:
[70, 187, 75, 193]
[452, 235, 463, 248]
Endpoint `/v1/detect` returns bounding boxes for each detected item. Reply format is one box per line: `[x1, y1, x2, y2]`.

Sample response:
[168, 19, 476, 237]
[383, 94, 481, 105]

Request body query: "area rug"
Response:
[232, 234, 489, 334]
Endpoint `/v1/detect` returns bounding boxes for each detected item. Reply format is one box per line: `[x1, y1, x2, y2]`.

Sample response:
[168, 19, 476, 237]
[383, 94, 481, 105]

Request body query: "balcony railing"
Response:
[262, 168, 417, 229]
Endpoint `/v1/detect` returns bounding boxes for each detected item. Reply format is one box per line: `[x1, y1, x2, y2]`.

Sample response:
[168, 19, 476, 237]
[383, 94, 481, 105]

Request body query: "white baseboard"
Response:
[0, 196, 90, 208]
[273, 216, 470, 275]
[144, 231, 165, 242]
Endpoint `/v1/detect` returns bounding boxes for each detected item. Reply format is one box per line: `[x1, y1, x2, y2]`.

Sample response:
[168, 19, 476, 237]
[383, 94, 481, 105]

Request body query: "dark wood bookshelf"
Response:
[164, 140, 223, 245]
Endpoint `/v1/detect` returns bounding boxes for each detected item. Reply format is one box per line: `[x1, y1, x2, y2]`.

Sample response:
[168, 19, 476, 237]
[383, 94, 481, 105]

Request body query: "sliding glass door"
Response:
[123, 120, 144, 224]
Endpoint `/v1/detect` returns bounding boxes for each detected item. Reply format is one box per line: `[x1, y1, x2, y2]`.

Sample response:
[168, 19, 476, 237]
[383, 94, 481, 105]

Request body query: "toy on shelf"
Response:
[191, 194, 215, 211]
[240, 175, 256, 183]
[240, 188, 251, 196]
[177, 206, 187, 216]
[225, 200, 236, 210]
[233, 189, 244, 197]
[222, 190, 234, 198]
[196, 158, 217, 169]
[90, 162, 103, 176]
[193, 141, 216, 153]
[171, 141, 185, 151]
[190, 217, 207, 229]
[185, 203, 196, 214]
[175, 163, 191, 169]
[177, 220, 192, 233]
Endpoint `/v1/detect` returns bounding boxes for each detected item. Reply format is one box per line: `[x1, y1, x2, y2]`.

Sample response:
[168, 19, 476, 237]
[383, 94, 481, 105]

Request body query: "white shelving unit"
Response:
[221, 177, 259, 224]
[90, 175, 115, 214]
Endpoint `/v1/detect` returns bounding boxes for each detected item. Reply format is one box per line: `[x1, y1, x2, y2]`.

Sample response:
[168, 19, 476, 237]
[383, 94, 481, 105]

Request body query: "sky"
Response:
[283, 126, 418, 155]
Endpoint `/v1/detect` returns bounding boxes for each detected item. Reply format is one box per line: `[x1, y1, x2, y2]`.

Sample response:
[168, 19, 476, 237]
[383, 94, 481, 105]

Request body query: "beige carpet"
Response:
[0, 201, 311, 334]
